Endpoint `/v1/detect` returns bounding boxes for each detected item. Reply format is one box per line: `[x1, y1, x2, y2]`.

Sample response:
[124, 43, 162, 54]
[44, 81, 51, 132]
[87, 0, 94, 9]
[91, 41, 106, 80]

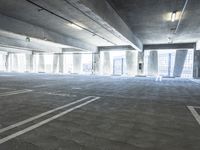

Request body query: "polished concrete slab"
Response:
[0, 72, 200, 150]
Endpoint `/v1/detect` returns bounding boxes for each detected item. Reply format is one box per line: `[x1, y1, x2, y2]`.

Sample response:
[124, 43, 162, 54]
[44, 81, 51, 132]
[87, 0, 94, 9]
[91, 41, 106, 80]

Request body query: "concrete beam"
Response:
[0, 13, 97, 52]
[62, 48, 88, 53]
[144, 43, 196, 50]
[98, 45, 135, 51]
[0, 34, 62, 53]
[67, 0, 142, 51]
[0, 45, 33, 54]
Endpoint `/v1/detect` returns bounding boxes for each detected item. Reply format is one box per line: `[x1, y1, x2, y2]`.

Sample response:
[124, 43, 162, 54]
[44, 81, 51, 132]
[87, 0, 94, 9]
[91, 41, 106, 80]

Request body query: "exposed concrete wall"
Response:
[73, 54, 82, 74]
[26, 54, 33, 72]
[126, 51, 138, 76]
[148, 51, 158, 76]
[103, 51, 111, 75]
[38, 54, 45, 73]
[93, 53, 100, 75]
[173, 50, 188, 77]
[193, 50, 200, 78]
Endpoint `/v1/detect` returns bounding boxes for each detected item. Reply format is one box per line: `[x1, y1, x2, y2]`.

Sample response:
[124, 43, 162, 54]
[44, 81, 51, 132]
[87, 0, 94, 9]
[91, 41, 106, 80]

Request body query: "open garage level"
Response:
[0, 73, 200, 150]
[0, 0, 200, 149]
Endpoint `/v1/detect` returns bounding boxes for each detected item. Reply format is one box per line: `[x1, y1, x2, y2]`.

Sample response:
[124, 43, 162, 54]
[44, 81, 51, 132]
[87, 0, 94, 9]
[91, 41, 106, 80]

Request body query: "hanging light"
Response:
[171, 11, 177, 22]
[26, 37, 31, 42]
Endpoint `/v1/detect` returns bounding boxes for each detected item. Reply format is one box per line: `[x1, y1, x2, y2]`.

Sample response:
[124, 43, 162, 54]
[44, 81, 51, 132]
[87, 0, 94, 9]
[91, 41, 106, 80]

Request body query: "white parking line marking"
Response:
[187, 106, 200, 125]
[193, 106, 200, 109]
[34, 91, 76, 97]
[0, 89, 32, 97]
[0, 75, 15, 77]
[33, 84, 48, 88]
[0, 96, 94, 134]
[0, 96, 100, 145]
[0, 88, 12, 90]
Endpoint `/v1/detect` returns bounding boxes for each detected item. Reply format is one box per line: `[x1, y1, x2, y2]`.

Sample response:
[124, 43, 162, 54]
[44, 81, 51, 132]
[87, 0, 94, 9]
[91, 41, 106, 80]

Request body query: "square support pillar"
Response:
[26, 54, 33, 72]
[103, 51, 111, 75]
[126, 51, 138, 76]
[38, 53, 45, 73]
[59, 54, 64, 73]
[73, 53, 82, 74]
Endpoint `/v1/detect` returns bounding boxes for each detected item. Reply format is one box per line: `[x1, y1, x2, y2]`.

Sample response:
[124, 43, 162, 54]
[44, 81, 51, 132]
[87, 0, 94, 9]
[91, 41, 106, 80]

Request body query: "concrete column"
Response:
[5, 53, 10, 71]
[13, 54, 18, 72]
[126, 51, 138, 76]
[103, 51, 111, 75]
[2, 54, 7, 71]
[148, 51, 158, 76]
[173, 50, 188, 77]
[73, 53, 82, 74]
[59, 54, 64, 73]
[93, 53, 100, 75]
[193, 50, 200, 78]
[138, 52, 144, 75]
[38, 53, 45, 73]
[53, 54, 59, 73]
[26, 54, 33, 72]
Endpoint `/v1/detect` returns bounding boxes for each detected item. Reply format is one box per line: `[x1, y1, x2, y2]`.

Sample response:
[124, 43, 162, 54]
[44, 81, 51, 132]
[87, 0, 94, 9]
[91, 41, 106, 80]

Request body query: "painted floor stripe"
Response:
[0, 96, 94, 134]
[0, 96, 100, 145]
[0, 87, 12, 90]
[187, 106, 200, 125]
[0, 89, 32, 97]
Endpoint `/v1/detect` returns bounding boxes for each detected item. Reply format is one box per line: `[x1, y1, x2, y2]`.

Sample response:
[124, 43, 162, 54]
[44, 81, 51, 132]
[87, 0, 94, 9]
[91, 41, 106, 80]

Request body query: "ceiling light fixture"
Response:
[68, 23, 83, 30]
[26, 37, 31, 42]
[171, 11, 177, 22]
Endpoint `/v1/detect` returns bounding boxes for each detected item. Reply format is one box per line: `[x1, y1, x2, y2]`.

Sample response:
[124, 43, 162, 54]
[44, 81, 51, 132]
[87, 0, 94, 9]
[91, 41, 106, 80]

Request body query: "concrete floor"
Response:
[0, 72, 200, 150]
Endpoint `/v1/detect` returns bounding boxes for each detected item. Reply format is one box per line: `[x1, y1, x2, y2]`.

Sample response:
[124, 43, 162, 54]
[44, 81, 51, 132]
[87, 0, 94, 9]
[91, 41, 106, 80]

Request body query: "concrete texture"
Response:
[53, 54, 59, 73]
[107, 0, 200, 44]
[173, 50, 188, 77]
[73, 54, 82, 74]
[13, 54, 19, 72]
[0, 73, 200, 150]
[0, 13, 96, 52]
[93, 53, 100, 75]
[59, 54, 64, 73]
[72, 0, 142, 50]
[138, 52, 144, 75]
[148, 51, 158, 76]
[38, 54, 45, 73]
[5, 54, 9, 71]
[103, 51, 111, 75]
[26, 54, 33, 73]
[126, 51, 138, 76]
[193, 50, 200, 78]
[0, 0, 142, 52]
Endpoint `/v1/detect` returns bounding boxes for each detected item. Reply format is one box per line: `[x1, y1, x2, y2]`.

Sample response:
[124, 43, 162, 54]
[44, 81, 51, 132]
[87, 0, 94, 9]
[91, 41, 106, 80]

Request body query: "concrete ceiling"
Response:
[107, 0, 200, 45]
[0, 0, 142, 52]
